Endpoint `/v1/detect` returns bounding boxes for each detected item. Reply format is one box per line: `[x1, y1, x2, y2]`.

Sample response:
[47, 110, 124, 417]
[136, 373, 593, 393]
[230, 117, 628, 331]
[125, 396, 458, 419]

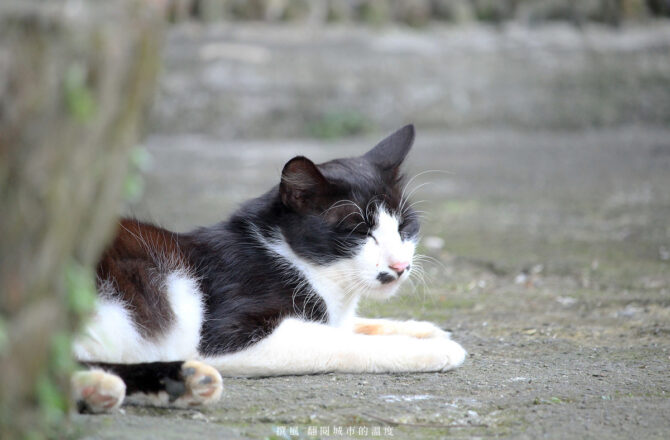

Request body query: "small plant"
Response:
[307, 111, 374, 139]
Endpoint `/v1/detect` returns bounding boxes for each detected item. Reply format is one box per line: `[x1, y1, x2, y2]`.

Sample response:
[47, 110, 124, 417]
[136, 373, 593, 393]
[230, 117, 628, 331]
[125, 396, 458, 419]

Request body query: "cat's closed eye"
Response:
[354, 228, 374, 240]
[398, 218, 417, 240]
[338, 223, 369, 238]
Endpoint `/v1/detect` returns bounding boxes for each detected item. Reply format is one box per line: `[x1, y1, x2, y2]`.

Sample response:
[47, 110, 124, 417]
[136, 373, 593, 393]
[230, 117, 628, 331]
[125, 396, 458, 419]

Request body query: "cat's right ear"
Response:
[280, 156, 334, 214]
[363, 124, 415, 172]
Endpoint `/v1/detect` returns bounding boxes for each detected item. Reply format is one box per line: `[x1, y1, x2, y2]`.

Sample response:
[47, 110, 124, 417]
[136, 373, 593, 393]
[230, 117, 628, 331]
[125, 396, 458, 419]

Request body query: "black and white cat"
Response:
[71, 125, 466, 413]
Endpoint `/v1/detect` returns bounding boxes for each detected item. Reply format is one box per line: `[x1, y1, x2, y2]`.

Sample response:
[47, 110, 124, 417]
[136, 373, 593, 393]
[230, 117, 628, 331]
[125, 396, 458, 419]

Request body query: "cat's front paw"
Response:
[354, 318, 451, 339]
[181, 360, 223, 406]
[72, 370, 126, 413]
[401, 320, 452, 339]
[419, 337, 467, 372]
[439, 338, 467, 371]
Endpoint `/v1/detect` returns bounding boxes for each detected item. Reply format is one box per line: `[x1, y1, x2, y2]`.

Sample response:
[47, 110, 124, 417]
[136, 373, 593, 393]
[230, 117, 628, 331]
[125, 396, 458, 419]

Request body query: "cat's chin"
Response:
[365, 282, 403, 300]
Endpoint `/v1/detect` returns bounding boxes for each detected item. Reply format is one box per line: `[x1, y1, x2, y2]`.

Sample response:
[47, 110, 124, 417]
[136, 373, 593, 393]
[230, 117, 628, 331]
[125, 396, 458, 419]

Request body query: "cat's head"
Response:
[278, 124, 419, 299]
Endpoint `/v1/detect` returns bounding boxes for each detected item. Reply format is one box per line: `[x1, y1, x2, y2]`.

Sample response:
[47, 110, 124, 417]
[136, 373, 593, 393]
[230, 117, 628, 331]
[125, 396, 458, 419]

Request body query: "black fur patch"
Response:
[84, 361, 186, 398]
[377, 272, 396, 284]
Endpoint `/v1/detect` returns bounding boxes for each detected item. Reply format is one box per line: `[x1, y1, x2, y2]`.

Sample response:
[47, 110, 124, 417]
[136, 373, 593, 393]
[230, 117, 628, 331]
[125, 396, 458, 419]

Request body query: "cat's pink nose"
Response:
[389, 261, 410, 275]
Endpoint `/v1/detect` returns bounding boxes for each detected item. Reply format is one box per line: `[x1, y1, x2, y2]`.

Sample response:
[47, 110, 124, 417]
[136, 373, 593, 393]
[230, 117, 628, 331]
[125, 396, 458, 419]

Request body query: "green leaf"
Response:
[65, 260, 96, 317]
[64, 64, 96, 122]
[36, 373, 67, 425]
[0, 315, 7, 356]
[50, 332, 77, 375]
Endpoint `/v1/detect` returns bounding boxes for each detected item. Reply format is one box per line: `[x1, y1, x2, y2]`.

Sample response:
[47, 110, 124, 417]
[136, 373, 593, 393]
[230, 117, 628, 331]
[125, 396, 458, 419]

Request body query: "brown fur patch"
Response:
[96, 219, 186, 339]
[353, 323, 389, 336]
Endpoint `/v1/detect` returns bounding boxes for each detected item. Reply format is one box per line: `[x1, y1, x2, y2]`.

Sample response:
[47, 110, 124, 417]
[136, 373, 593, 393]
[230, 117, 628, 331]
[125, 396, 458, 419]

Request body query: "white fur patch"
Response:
[358, 208, 416, 298]
[74, 271, 203, 363]
[263, 236, 360, 327]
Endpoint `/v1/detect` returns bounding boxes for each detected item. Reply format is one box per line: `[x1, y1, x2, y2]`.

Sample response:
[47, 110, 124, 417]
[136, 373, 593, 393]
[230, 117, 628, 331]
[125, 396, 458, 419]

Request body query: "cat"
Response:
[71, 124, 466, 413]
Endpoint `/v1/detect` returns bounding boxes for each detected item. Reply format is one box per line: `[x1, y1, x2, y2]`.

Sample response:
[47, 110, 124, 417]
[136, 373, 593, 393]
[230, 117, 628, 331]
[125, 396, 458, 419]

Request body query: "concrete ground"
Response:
[75, 24, 670, 439]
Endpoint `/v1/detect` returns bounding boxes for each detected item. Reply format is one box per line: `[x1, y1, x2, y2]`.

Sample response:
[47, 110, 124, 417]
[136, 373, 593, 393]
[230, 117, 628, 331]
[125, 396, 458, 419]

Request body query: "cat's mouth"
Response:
[375, 263, 411, 286]
[364, 273, 407, 299]
[376, 272, 397, 285]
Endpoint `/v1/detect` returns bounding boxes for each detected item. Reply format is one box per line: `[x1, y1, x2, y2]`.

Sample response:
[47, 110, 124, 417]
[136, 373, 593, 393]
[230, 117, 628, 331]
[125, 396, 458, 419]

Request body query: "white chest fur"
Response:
[262, 235, 359, 327]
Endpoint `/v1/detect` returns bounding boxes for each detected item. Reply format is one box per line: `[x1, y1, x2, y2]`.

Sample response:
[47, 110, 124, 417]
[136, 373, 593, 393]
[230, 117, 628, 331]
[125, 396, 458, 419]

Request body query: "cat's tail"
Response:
[72, 360, 223, 413]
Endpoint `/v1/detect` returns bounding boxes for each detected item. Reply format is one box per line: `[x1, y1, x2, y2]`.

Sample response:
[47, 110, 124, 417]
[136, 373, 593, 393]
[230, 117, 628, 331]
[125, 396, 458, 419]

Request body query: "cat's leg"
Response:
[83, 360, 223, 409]
[203, 318, 466, 377]
[352, 317, 451, 339]
[71, 369, 126, 413]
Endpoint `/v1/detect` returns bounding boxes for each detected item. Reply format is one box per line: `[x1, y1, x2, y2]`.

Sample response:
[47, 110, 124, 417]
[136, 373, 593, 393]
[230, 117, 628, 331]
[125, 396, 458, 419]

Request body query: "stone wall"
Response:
[152, 24, 670, 140]
[169, 0, 669, 24]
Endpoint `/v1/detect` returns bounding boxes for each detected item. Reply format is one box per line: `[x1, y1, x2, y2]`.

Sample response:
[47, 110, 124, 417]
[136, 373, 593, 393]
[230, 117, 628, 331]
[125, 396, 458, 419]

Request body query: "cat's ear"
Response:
[280, 156, 335, 214]
[363, 124, 415, 172]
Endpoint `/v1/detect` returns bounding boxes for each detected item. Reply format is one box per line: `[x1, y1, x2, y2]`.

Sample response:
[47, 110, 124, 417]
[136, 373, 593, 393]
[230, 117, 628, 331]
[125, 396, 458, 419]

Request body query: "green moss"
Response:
[64, 64, 96, 123]
[123, 146, 151, 203]
[533, 396, 572, 405]
[123, 146, 151, 204]
[307, 111, 374, 140]
[357, 1, 391, 25]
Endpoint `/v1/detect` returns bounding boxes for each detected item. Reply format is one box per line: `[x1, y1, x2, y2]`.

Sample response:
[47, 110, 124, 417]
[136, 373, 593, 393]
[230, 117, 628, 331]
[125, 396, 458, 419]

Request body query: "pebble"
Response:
[423, 236, 445, 250]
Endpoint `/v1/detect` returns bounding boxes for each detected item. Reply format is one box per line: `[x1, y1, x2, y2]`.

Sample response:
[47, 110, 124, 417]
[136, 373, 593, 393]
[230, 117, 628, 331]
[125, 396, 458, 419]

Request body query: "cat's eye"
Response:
[398, 219, 412, 240]
[344, 225, 372, 239]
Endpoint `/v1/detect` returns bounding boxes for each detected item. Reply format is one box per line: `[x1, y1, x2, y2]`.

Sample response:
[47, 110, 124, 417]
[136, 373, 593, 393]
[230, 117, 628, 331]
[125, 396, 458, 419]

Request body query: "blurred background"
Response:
[2, 0, 670, 438]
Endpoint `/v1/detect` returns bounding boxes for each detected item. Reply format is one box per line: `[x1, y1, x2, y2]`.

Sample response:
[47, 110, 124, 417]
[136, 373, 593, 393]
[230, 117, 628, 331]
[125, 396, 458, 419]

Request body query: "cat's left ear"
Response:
[280, 156, 336, 214]
[363, 124, 415, 172]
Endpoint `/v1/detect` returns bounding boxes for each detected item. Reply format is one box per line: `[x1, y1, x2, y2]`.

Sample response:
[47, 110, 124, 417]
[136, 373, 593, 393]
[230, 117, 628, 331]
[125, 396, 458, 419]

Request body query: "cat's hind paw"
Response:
[72, 369, 126, 413]
[180, 360, 223, 406]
